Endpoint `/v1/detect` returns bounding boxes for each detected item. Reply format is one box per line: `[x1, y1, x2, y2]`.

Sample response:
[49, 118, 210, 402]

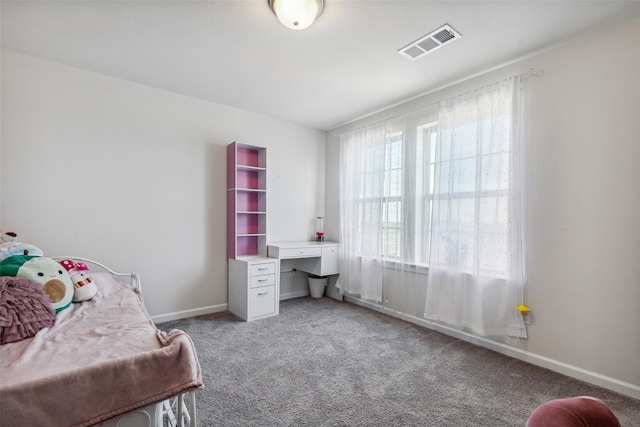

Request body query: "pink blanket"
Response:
[0, 272, 202, 426]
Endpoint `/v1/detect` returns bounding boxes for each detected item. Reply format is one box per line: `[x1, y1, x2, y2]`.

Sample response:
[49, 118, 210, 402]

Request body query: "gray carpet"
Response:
[159, 297, 640, 426]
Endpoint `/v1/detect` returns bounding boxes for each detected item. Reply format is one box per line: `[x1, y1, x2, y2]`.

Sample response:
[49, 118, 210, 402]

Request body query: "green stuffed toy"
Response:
[0, 254, 74, 313]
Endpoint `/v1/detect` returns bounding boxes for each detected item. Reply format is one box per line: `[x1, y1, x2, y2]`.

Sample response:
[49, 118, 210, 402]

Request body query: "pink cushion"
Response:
[0, 276, 56, 344]
[526, 396, 621, 427]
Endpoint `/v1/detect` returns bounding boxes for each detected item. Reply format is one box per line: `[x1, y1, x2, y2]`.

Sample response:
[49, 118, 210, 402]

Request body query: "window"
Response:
[339, 75, 526, 338]
[343, 110, 515, 278]
[358, 122, 438, 265]
[380, 133, 402, 259]
[430, 109, 515, 279]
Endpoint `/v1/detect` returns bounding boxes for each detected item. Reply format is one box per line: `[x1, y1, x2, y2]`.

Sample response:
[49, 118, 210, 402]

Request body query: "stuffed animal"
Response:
[0, 255, 74, 313]
[59, 259, 97, 302]
[1, 230, 17, 243]
[0, 241, 44, 263]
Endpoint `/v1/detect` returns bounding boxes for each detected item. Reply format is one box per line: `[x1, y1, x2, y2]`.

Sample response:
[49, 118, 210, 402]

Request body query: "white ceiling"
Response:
[2, 1, 640, 130]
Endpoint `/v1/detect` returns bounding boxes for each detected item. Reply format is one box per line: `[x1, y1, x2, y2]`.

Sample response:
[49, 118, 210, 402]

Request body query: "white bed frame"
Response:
[98, 391, 196, 427]
[55, 257, 198, 427]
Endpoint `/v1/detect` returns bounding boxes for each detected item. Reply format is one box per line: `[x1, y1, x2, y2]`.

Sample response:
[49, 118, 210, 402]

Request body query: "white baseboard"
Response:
[280, 290, 310, 300]
[151, 303, 228, 324]
[344, 296, 640, 400]
[151, 290, 313, 323]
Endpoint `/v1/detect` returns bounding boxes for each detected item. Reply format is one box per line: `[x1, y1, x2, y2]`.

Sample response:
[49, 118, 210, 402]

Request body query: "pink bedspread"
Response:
[0, 272, 202, 426]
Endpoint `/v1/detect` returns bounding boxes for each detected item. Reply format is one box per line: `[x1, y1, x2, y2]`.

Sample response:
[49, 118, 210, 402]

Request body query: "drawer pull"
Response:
[258, 291, 269, 296]
[258, 279, 268, 282]
[258, 267, 268, 271]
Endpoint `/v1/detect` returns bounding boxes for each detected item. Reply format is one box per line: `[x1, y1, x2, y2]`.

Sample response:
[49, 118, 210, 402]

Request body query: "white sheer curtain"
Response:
[338, 76, 527, 338]
[338, 123, 386, 301]
[424, 76, 527, 338]
[338, 106, 439, 306]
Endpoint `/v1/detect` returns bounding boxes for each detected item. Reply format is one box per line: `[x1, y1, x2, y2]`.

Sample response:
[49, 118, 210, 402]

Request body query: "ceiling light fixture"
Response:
[268, 0, 325, 30]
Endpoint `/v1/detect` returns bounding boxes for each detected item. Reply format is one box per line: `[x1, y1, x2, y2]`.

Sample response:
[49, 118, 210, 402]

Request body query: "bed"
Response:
[0, 257, 203, 427]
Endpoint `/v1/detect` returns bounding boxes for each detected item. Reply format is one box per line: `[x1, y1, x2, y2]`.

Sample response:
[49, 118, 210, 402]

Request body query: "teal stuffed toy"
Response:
[0, 254, 74, 313]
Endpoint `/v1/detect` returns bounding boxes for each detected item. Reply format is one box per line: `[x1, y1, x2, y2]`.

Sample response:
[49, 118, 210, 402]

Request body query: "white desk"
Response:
[267, 241, 340, 276]
[229, 242, 340, 322]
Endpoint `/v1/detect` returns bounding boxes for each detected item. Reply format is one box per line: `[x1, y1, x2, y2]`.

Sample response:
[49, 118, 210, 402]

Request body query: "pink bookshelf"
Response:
[227, 142, 267, 259]
[236, 169, 262, 190]
[236, 191, 265, 212]
[237, 212, 266, 235]
[236, 145, 262, 168]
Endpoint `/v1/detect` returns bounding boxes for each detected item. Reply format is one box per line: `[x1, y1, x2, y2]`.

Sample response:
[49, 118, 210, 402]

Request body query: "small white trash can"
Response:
[308, 275, 328, 298]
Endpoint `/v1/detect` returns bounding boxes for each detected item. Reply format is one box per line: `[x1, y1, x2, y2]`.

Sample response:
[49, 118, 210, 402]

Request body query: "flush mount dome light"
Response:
[268, 0, 325, 30]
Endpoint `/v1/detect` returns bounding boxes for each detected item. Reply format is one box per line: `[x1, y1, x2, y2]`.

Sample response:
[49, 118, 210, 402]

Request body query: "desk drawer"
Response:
[321, 246, 339, 275]
[250, 274, 275, 288]
[250, 285, 276, 318]
[279, 247, 322, 259]
[250, 263, 276, 276]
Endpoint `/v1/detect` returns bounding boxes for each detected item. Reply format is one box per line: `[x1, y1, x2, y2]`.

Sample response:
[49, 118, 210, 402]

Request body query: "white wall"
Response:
[326, 17, 640, 396]
[0, 50, 325, 319]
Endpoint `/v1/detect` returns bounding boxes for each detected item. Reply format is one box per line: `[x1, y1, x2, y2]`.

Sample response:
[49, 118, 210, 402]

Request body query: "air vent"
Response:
[398, 24, 461, 60]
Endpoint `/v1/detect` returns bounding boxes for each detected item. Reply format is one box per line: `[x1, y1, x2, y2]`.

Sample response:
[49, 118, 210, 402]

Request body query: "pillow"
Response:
[0, 276, 56, 345]
[0, 255, 74, 312]
[0, 242, 44, 263]
[526, 396, 621, 427]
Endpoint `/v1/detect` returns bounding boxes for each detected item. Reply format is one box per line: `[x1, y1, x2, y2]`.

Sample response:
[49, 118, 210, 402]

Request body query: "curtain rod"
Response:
[335, 67, 546, 136]
[520, 68, 545, 79]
